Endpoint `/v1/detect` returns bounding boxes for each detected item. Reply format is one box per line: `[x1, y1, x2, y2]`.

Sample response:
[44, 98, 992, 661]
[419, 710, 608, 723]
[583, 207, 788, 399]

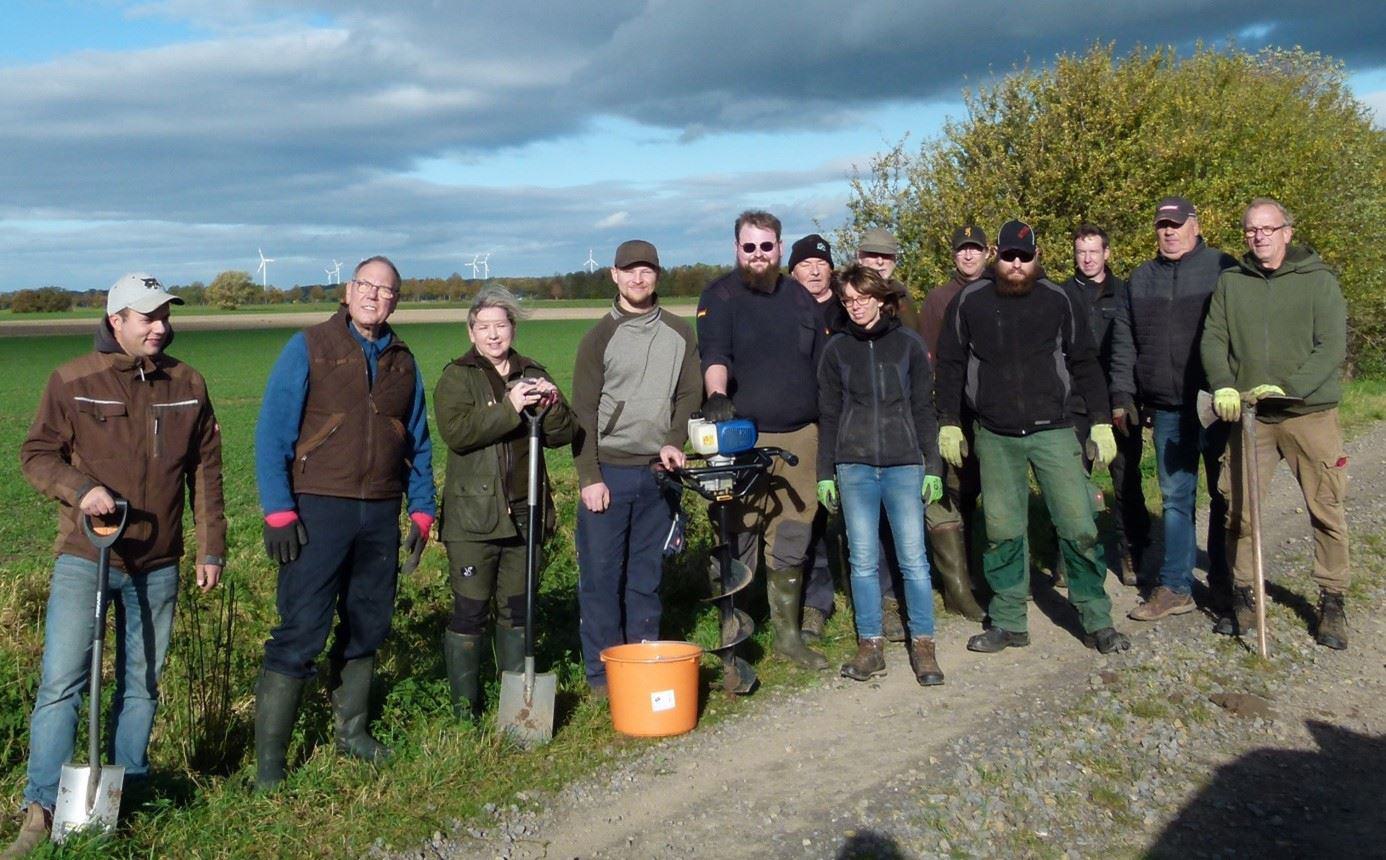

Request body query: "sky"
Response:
[1, 1, 1384, 292]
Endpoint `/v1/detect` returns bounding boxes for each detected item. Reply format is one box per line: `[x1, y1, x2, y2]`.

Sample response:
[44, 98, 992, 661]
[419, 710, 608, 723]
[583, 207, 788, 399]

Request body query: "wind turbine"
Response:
[256, 248, 275, 288]
[468, 254, 481, 279]
[324, 260, 341, 285]
[583, 249, 598, 274]
[479, 253, 490, 279]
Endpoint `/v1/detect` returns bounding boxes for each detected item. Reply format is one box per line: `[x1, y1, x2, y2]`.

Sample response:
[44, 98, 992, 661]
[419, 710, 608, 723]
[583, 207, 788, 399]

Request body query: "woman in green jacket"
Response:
[433, 286, 575, 717]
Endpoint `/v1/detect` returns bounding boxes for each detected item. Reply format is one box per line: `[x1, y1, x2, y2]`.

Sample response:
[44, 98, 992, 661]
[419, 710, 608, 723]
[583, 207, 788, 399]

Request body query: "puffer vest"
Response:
[292, 309, 417, 499]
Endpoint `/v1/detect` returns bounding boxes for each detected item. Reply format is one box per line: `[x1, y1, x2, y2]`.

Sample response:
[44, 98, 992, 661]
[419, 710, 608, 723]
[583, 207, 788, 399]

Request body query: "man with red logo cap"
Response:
[935, 221, 1130, 654]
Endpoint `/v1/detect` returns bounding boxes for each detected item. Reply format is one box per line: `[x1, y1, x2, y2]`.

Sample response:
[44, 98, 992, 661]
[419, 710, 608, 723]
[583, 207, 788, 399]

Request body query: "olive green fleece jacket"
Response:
[1201, 245, 1346, 420]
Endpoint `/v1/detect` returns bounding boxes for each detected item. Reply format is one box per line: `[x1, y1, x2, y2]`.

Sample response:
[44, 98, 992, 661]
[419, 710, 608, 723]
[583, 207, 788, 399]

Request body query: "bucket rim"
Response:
[599, 640, 704, 664]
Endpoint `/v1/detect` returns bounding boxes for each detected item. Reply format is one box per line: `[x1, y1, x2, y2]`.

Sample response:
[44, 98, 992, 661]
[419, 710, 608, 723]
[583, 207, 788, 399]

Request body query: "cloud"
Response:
[2, 1, 1384, 289]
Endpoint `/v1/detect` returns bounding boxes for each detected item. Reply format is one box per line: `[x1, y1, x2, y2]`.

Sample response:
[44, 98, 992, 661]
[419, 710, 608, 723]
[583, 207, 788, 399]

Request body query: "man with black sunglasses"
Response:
[935, 220, 1130, 655]
[697, 210, 830, 670]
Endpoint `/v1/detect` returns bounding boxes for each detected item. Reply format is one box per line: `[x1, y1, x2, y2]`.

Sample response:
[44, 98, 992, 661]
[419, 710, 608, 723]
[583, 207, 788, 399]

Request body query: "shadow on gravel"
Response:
[836, 828, 906, 859]
[1148, 721, 1386, 858]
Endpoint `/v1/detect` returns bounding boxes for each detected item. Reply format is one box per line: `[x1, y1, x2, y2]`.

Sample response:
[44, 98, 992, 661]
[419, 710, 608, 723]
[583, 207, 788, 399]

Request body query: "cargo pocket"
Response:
[1315, 455, 1348, 507]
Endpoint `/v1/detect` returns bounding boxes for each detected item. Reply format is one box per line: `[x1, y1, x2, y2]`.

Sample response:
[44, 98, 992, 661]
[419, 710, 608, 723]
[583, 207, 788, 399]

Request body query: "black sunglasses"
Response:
[741, 241, 777, 254]
[998, 250, 1034, 263]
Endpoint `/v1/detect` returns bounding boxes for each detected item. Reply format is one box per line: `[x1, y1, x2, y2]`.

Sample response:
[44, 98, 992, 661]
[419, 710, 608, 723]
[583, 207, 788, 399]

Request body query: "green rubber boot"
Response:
[254, 669, 304, 791]
[767, 568, 829, 670]
[495, 625, 525, 675]
[929, 524, 985, 621]
[443, 631, 484, 718]
[329, 657, 391, 764]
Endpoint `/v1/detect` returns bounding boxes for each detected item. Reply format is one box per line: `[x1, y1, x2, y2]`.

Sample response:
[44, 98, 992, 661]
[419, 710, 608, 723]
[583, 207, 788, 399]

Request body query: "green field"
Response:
[0, 298, 632, 322]
[0, 317, 848, 858]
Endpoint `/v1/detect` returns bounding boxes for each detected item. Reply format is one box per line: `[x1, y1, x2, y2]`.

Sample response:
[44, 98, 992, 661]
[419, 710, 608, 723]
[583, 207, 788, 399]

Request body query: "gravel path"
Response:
[388, 421, 1386, 860]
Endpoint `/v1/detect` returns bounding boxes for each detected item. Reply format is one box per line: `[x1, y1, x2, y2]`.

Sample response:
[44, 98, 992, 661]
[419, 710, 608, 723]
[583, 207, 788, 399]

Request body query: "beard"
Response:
[994, 266, 1038, 296]
[739, 262, 781, 293]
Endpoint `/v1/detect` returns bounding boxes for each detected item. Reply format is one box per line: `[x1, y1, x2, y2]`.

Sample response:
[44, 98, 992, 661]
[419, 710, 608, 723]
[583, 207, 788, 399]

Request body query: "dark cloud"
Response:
[2, 0, 1383, 289]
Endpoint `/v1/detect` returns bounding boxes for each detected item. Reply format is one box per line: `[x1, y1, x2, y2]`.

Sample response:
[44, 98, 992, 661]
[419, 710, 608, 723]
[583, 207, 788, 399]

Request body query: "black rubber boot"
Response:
[929, 525, 985, 621]
[495, 625, 525, 675]
[443, 631, 484, 718]
[767, 568, 829, 670]
[329, 657, 391, 764]
[1316, 589, 1348, 650]
[254, 669, 305, 791]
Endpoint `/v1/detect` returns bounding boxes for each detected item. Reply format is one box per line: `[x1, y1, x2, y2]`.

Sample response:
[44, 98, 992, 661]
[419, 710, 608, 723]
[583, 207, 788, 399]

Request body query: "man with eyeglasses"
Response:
[1201, 197, 1350, 648]
[916, 225, 995, 623]
[1062, 224, 1149, 588]
[698, 210, 830, 670]
[1110, 198, 1237, 624]
[856, 227, 919, 331]
[935, 220, 1130, 655]
[251, 255, 436, 789]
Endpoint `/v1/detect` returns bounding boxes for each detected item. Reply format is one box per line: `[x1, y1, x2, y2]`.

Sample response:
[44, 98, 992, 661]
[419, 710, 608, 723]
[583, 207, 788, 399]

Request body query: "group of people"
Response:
[4, 195, 1351, 855]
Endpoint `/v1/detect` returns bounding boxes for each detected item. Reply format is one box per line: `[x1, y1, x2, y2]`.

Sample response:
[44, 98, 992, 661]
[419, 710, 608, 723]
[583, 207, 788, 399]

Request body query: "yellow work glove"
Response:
[816, 479, 839, 514]
[922, 475, 943, 505]
[1213, 387, 1242, 423]
[1089, 424, 1118, 469]
[1247, 384, 1286, 403]
[938, 426, 968, 469]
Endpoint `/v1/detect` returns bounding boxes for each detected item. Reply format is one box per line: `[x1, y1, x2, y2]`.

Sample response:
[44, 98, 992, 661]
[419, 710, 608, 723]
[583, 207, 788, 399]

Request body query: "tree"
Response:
[843, 44, 1386, 374]
[10, 287, 74, 313]
[206, 270, 259, 310]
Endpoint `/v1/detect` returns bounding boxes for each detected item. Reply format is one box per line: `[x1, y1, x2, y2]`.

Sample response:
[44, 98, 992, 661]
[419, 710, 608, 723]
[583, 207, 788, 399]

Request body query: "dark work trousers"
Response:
[576, 464, 674, 683]
[443, 508, 534, 635]
[1108, 422, 1152, 561]
[262, 493, 402, 679]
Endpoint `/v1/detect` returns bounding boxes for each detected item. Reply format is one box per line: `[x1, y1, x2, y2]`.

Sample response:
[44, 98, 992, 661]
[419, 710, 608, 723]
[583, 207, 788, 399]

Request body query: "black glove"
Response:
[702, 392, 736, 423]
[263, 518, 308, 564]
[1113, 396, 1140, 436]
[401, 522, 427, 575]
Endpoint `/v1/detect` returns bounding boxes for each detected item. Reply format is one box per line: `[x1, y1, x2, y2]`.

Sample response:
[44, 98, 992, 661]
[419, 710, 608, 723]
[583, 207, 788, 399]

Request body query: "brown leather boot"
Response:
[1, 804, 50, 859]
[880, 595, 906, 642]
[909, 636, 945, 686]
[840, 637, 886, 681]
[800, 606, 828, 643]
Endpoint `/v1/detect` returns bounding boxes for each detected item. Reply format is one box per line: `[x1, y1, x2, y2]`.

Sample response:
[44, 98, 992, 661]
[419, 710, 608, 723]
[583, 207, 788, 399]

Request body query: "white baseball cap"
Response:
[106, 272, 184, 316]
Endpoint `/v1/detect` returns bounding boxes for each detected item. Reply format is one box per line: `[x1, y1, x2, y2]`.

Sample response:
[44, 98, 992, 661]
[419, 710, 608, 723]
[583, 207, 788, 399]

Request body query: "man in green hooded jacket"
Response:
[1201, 197, 1350, 650]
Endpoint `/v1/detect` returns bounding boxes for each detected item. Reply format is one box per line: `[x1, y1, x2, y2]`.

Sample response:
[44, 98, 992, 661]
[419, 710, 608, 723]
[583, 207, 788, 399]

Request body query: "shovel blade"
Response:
[52, 763, 124, 844]
[497, 670, 557, 747]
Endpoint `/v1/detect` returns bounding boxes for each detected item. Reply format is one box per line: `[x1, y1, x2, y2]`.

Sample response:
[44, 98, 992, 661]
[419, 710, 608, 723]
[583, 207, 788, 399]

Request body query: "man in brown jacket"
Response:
[10, 273, 225, 856]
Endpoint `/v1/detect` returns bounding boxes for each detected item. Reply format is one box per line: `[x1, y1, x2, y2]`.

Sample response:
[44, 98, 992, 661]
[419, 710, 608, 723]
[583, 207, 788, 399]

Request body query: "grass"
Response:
[0, 297, 698, 322]
[0, 316, 857, 857]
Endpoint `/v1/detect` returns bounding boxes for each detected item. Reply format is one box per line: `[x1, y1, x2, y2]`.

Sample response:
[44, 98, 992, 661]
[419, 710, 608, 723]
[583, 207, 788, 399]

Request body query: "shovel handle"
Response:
[82, 499, 129, 549]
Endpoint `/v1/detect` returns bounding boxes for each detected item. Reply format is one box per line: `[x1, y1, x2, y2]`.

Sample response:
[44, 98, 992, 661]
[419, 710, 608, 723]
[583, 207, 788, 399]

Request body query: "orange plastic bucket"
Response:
[599, 641, 703, 737]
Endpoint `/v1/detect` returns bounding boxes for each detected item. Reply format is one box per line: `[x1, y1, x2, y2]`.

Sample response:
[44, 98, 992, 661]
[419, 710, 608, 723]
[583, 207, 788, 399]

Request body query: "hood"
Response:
[93, 315, 173, 374]
[1234, 244, 1333, 279]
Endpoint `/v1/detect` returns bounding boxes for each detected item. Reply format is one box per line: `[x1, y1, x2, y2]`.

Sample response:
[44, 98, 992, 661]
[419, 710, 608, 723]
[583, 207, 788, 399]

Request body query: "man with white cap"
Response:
[11, 274, 225, 855]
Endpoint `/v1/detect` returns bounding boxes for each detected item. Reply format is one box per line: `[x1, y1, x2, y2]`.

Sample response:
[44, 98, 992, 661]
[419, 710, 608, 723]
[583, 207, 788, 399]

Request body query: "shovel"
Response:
[498, 402, 556, 746]
[1240, 393, 1301, 659]
[53, 499, 130, 843]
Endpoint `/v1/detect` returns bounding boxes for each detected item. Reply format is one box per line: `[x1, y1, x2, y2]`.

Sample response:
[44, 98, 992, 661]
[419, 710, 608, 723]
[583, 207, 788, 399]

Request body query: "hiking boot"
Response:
[254, 669, 305, 791]
[966, 627, 1029, 653]
[929, 525, 986, 621]
[1127, 586, 1195, 621]
[800, 606, 828, 644]
[1051, 552, 1068, 590]
[840, 637, 887, 681]
[909, 636, 945, 686]
[767, 568, 829, 670]
[1084, 627, 1132, 654]
[1, 804, 50, 859]
[881, 595, 907, 642]
[1316, 589, 1348, 651]
[1117, 548, 1140, 587]
[330, 657, 391, 764]
[442, 631, 483, 718]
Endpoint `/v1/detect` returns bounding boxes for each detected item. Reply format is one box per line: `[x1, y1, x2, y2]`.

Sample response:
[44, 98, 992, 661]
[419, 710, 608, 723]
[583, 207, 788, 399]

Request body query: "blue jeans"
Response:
[1152, 408, 1229, 595]
[24, 555, 179, 810]
[836, 464, 935, 638]
[576, 464, 675, 683]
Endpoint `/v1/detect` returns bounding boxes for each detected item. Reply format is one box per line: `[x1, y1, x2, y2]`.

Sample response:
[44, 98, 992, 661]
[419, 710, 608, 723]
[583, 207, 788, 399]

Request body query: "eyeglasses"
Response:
[1243, 224, 1287, 238]
[841, 294, 877, 308]
[998, 250, 1035, 263]
[351, 279, 398, 299]
[740, 241, 777, 254]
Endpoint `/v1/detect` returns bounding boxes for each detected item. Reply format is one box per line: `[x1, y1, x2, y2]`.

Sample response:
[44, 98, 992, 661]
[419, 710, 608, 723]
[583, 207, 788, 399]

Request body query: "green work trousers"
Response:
[974, 425, 1113, 634]
[443, 509, 536, 635]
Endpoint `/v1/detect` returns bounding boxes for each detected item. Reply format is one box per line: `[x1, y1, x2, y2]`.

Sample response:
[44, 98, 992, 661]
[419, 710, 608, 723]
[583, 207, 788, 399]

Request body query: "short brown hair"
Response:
[734, 210, 782, 241]
[838, 263, 898, 316]
[1073, 223, 1109, 248]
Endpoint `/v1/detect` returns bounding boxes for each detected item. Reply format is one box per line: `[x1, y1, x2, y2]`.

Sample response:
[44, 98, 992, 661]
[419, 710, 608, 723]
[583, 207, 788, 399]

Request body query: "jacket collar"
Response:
[455, 347, 540, 375]
[94, 316, 167, 376]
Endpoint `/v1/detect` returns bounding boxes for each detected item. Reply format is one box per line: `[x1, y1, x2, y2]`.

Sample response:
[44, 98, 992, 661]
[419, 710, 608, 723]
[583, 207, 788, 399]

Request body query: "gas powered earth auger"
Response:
[662, 415, 797, 695]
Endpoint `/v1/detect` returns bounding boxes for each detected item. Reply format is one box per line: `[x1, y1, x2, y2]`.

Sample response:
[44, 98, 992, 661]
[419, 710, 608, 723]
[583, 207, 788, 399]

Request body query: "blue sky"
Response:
[1, 1, 1383, 292]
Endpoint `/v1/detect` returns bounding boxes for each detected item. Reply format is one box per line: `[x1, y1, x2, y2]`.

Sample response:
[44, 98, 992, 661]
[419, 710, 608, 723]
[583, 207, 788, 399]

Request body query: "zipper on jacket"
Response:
[869, 339, 880, 463]
[298, 423, 341, 473]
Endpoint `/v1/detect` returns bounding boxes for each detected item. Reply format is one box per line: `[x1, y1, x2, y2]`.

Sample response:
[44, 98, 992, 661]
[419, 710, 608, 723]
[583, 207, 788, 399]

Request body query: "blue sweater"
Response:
[255, 324, 436, 517]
